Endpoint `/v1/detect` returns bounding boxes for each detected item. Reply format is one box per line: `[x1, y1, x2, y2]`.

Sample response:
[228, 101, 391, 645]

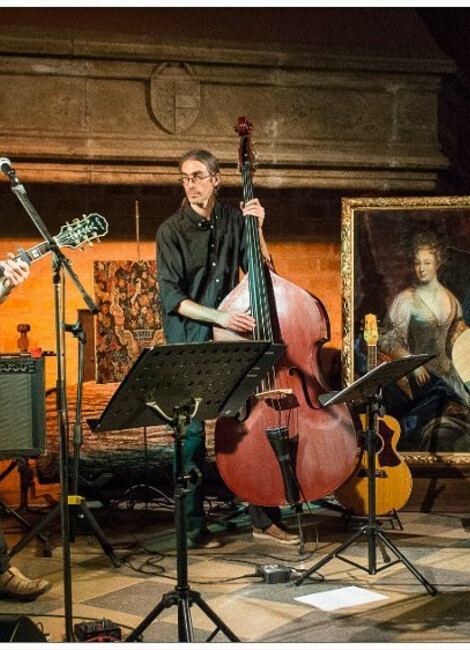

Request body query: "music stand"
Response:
[91, 340, 285, 643]
[295, 354, 438, 596]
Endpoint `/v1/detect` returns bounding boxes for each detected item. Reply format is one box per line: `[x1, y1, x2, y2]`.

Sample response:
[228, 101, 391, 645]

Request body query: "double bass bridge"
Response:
[255, 388, 299, 410]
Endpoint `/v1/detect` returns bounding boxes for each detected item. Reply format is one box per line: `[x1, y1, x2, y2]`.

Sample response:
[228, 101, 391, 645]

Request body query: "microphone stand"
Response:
[3, 164, 98, 642]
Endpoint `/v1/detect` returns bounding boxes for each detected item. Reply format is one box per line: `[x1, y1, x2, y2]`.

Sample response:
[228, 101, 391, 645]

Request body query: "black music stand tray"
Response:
[295, 354, 438, 596]
[91, 340, 285, 643]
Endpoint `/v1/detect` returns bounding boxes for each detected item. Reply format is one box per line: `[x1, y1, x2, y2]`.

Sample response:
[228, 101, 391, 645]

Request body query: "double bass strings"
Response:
[242, 164, 286, 429]
[242, 165, 272, 341]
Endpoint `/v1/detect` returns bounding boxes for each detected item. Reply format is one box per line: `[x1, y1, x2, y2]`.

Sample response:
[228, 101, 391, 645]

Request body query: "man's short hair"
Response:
[179, 149, 220, 176]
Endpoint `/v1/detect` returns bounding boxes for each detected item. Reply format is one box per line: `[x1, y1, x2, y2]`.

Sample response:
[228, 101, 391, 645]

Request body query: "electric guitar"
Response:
[335, 313, 413, 516]
[0, 213, 108, 278]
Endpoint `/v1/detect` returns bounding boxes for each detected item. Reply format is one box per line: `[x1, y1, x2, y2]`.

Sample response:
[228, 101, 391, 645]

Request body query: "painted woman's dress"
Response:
[379, 287, 470, 452]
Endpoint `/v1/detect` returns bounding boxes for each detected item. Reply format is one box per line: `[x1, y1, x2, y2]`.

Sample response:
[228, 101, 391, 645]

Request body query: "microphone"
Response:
[0, 157, 20, 184]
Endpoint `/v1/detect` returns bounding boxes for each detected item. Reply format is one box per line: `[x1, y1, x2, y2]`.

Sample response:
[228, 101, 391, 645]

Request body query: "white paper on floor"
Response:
[294, 586, 388, 611]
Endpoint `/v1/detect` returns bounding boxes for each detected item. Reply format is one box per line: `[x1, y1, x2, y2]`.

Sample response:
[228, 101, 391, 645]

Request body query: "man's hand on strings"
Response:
[216, 308, 256, 332]
[241, 198, 265, 229]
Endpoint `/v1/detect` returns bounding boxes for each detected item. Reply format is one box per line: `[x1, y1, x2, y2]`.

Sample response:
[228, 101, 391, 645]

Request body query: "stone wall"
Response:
[0, 26, 455, 191]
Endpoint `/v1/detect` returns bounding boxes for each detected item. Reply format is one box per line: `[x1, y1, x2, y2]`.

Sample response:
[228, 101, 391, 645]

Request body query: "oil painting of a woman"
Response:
[379, 230, 470, 452]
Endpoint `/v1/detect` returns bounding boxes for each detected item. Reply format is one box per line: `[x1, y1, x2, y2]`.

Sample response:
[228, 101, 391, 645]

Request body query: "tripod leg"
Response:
[191, 590, 240, 642]
[178, 595, 194, 642]
[0, 499, 49, 546]
[368, 525, 378, 573]
[377, 535, 391, 564]
[376, 529, 437, 596]
[8, 504, 60, 559]
[392, 509, 404, 531]
[294, 526, 365, 585]
[126, 592, 177, 642]
[78, 502, 120, 568]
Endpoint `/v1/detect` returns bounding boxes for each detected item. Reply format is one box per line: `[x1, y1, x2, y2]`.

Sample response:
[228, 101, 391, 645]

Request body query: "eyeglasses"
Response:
[179, 174, 213, 186]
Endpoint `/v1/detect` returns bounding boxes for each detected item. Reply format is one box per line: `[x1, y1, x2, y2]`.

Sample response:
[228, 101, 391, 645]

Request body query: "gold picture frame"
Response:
[342, 196, 470, 465]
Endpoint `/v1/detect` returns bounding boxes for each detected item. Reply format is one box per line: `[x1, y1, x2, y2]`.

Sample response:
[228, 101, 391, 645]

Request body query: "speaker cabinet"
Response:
[0, 355, 46, 457]
[0, 615, 48, 642]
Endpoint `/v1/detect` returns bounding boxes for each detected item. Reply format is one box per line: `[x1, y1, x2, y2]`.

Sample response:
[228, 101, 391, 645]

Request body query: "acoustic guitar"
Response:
[335, 313, 413, 516]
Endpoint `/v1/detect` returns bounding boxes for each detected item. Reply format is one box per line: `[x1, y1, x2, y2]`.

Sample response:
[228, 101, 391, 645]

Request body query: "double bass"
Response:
[214, 117, 357, 507]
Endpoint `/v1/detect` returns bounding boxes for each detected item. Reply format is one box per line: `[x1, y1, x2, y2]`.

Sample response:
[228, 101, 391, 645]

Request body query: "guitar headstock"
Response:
[364, 313, 379, 347]
[234, 116, 256, 171]
[55, 213, 109, 249]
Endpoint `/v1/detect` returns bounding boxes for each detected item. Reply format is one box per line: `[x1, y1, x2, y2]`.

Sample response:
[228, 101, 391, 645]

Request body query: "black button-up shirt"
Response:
[156, 200, 248, 343]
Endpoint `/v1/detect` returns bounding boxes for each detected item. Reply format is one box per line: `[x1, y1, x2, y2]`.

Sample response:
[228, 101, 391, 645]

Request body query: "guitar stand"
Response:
[294, 355, 438, 596]
[90, 340, 285, 642]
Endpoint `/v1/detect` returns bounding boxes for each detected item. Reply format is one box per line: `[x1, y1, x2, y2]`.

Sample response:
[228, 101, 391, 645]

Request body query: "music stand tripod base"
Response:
[91, 341, 286, 642]
[295, 354, 437, 597]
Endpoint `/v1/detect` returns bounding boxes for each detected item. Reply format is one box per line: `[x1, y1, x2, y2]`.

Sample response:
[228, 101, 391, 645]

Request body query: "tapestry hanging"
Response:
[93, 260, 164, 383]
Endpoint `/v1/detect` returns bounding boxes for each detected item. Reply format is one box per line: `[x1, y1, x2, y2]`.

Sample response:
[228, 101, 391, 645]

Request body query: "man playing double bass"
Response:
[156, 149, 300, 549]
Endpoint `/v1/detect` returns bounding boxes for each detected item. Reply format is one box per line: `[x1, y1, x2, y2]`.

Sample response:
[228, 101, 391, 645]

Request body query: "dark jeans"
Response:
[184, 420, 281, 532]
[248, 504, 281, 529]
[0, 520, 10, 574]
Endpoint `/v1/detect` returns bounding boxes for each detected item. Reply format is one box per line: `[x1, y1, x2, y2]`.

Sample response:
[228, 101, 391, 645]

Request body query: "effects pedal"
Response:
[74, 618, 122, 642]
[256, 564, 292, 584]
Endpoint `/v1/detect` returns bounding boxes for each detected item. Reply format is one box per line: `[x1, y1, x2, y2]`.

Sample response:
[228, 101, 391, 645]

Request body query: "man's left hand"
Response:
[241, 198, 265, 229]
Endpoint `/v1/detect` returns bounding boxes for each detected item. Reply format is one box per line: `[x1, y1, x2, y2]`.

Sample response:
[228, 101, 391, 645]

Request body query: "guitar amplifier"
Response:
[0, 355, 46, 458]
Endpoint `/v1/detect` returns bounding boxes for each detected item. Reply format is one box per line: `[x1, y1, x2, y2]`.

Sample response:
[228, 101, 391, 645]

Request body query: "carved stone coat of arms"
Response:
[150, 63, 201, 134]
